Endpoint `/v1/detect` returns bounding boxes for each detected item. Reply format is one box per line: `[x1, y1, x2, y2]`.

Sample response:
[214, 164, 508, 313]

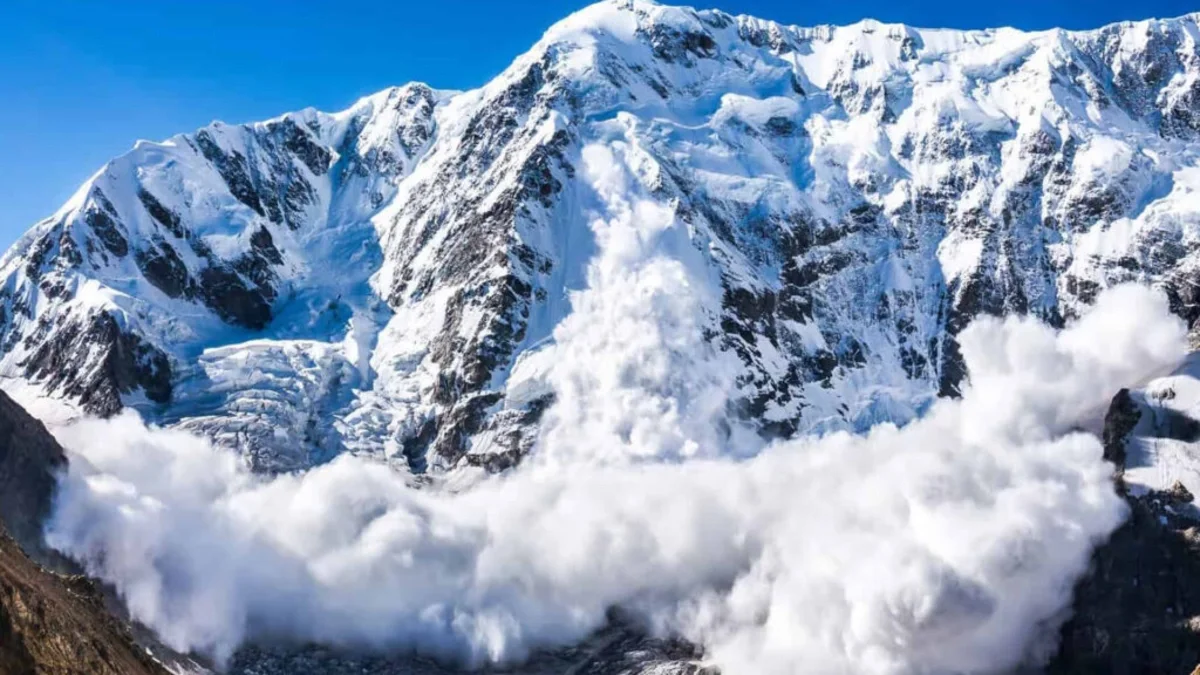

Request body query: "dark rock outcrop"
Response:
[1050, 486, 1200, 675]
[1050, 390, 1200, 674]
[229, 611, 708, 675]
[1101, 388, 1140, 473]
[0, 388, 169, 674]
[0, 388, 65, 559]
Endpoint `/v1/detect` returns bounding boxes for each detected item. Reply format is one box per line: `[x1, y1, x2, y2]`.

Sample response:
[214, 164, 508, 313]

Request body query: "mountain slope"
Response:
[0, 528, 171, 675]
[0, 386, 169, 675]
[3, 0, 1200, 472]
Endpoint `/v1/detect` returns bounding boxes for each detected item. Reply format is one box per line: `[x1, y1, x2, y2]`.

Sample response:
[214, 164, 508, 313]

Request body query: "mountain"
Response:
[2, 0, 1200, 473]
[1050, 366, 1200, 673]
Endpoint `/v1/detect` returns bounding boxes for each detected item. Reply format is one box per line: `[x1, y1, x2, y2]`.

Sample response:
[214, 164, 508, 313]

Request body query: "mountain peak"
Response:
[0, 0, 1197, 475]
[6, 3, 1200, 673]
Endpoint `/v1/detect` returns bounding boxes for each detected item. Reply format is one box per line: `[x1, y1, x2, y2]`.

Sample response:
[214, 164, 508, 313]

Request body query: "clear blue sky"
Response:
[1, 0, 1192, 250]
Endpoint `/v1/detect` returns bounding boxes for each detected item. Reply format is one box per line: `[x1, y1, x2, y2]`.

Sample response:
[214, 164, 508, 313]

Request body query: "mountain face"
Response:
[3, 0, 1200, 472]
[1050, 364, 1200, 673]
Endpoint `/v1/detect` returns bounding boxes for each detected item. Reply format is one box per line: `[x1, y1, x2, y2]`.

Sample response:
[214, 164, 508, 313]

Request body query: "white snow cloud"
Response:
[531, 142, 753, 468]
[46, 285, 1185, 674]
[42, 139, 1190, 674]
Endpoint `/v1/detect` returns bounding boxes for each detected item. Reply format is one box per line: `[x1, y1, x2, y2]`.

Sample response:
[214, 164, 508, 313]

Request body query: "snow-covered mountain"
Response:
[3, 0, 1200, 472]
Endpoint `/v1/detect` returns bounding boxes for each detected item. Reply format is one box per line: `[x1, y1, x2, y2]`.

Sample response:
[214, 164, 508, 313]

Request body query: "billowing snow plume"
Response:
[45, 282, 1185, 673]
[529, 143, 750, 468]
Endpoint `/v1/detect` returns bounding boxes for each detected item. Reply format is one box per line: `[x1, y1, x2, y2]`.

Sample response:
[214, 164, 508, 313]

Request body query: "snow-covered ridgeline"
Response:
[1, 0, 1199, 472]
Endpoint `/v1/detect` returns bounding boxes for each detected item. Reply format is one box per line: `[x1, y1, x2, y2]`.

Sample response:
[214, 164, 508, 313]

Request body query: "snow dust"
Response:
[43, 140, 1189, 675]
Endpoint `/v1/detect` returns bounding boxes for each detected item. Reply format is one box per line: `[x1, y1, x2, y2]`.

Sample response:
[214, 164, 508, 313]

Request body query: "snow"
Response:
[1075, 136, 1135, 184]
[937, 235, 985, 283]
[0, 377, 80, 427]
[0, 0, 1198, 477]
[1122, 353, 1200, 513]
[44, 284, 1185, 672]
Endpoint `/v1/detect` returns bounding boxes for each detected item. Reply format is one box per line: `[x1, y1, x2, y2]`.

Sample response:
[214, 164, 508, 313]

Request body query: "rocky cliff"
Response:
[0, 387, 168, 675]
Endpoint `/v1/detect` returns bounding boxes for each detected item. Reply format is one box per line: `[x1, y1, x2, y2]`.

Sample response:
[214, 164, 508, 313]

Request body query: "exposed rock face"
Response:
[2, 1, 1200, 476]
[0, 388, 168, 675]
[20, 311, 172, 419]
[0, 388, 65, 558]
[1051, 387, 1200, 673]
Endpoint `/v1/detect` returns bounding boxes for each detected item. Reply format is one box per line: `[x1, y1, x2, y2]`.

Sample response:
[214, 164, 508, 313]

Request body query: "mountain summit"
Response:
[2, 0, 1199, 472]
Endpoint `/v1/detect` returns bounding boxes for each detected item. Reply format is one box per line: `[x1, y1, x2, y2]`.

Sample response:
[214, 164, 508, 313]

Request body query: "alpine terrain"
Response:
[7, 1, 1200, 674]
[4, 0, 1200, 474]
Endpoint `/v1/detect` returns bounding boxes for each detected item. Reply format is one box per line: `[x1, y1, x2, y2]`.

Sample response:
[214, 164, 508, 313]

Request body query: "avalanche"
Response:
[8, 1, 1200, 670]
[46, 282, 1186, 673]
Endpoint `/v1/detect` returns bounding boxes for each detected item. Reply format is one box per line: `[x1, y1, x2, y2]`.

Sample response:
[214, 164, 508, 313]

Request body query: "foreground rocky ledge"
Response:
[1049, 388, 1200, 674]
[0, 387, 167, 675]
[0, 527, 168, 675]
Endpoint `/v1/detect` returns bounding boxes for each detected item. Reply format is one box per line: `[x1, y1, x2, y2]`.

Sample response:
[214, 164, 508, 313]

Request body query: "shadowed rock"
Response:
[0, 388, 169, 674]
[1050, 389, 1200, 674]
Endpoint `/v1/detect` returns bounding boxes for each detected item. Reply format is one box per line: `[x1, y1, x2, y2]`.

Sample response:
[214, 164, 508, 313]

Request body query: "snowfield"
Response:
[1121, 353, 1200, 510]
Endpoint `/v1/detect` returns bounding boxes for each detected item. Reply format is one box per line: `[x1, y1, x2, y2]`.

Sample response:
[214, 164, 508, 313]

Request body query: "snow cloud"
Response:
[532, 141, 752, 468]
[43, 139, 1189, 674]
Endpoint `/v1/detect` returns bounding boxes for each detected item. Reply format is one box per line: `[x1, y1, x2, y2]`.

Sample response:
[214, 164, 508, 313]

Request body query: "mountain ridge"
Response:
[2, 0, 1200, 473]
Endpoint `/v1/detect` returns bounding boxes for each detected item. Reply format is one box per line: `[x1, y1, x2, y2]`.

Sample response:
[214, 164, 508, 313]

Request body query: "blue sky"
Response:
[1, 0, 1193, 249]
